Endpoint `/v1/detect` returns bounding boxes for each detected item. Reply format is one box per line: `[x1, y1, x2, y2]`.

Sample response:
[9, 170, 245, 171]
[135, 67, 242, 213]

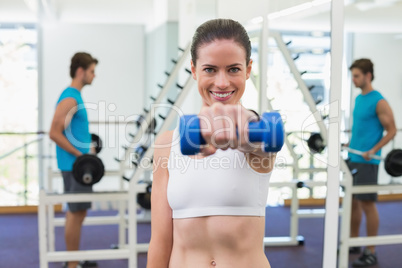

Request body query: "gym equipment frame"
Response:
[38, 45, 195, 268]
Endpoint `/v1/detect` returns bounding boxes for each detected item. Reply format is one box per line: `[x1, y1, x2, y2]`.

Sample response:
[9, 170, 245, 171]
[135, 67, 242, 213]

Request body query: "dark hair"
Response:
[190, 18, 251, 67]
[70, 52, 98, 78]
[349, 58, 374, 81]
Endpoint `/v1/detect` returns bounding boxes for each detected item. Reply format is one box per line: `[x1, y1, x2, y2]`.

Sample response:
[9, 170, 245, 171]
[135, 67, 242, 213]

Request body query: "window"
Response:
[0, 23, 38, 206]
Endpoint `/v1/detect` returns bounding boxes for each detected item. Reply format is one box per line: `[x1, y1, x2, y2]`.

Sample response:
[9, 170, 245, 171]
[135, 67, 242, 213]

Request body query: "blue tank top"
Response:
[55, 87, 91, 171]
[349, 90, 384, 165]
[167, 128, 272, 219]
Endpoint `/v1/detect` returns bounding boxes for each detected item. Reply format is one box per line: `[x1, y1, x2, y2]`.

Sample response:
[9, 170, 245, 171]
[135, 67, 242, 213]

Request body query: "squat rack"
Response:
[38, 44, 195, 268]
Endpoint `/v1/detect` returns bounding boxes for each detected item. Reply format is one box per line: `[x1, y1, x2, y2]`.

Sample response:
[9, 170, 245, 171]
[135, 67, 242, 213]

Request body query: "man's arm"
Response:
[49, 98, 83, 157]
[363, 99, 397, 160]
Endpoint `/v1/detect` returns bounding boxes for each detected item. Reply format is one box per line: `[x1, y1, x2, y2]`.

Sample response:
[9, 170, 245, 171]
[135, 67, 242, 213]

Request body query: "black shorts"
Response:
[62, 171, 93, 212]
[347, 162, 379, 201]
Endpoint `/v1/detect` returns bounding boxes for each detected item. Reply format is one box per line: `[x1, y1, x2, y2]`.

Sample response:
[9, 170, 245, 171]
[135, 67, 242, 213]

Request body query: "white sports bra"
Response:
[167, 127, 272, 219]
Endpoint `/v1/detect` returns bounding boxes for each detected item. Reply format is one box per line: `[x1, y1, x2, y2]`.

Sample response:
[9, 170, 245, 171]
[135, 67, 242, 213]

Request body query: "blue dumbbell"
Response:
[179, 112, 284, 155]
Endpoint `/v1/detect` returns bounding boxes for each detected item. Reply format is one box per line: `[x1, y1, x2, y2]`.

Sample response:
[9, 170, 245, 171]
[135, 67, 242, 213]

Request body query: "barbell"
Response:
[342, 147, 402, 177]
[137, 183, 152, 210]
[72, 154, 105, 186]
[306, 133, 402, 177]
[72, 133, 104, 186]
[91, 133, 103, 154]
[307, 133, 325, 154]
[73, 153, 153, 210]
[179, 112, 285, 155]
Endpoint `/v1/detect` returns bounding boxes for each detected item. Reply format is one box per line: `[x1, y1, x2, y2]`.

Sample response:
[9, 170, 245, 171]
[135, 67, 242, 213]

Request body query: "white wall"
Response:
[177, 0, 216, 115]
[352, 33, 402, 184]
[145, 22, 179, 105]
[40, 23, 145, 187]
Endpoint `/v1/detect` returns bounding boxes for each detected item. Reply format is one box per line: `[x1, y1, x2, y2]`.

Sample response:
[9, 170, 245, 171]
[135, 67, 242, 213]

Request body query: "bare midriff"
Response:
[169, 216, 271, 268]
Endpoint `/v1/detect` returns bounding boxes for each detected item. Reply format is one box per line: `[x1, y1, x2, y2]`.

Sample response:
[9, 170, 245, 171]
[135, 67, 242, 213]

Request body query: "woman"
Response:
[147, 19, 277, 268]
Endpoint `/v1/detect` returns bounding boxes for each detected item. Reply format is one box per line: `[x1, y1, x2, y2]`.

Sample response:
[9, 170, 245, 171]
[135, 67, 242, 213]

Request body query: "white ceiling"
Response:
[0, 0, 401, 34]
[0, 0, 153, 24]
[268, 0, 402, 33]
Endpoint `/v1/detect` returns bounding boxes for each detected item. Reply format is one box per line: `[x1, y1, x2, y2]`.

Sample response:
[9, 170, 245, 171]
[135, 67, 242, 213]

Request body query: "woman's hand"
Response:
[198, 103, 259, 156]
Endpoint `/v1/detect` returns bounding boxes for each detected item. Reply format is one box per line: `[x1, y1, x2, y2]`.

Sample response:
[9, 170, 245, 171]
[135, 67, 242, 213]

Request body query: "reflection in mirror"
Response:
[243, 1, 402, 267]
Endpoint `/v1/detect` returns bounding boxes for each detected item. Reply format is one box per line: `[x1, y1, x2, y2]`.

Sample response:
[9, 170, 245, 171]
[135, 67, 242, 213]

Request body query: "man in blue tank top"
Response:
[49, 52, 98, 268]
[348, 59, 396, 267]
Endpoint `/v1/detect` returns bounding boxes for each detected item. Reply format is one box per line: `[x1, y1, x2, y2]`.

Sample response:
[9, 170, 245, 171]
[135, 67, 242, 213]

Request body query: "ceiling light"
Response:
[355, 0, 399, 11]
[250, 16, 263, 24]
[24, 0, 37, 13]
[268, 0, 331, 20]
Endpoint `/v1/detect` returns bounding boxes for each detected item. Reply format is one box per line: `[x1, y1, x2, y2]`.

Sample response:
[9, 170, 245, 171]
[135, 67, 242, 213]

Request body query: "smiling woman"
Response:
[190, 20, 252, 107]
[147, 19, 278, 268]
[192, 38, 252, 105]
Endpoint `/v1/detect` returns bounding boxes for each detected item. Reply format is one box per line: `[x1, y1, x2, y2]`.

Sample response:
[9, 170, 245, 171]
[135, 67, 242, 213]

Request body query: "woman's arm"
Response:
[245, 152, 276, 174]
[147, 131, 174, 268]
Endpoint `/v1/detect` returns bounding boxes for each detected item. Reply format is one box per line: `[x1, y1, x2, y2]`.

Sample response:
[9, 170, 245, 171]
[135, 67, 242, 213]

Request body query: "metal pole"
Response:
[38, 189, 48, 268]
[339, 167, 353, 267]
[258, 15, 269, 114]
[290, 184, 299, 241]
[322, 0, 344, 267]
[37, 0, 45, 190]
[24, 142, 28, 205]
[271, 31, 328, 140]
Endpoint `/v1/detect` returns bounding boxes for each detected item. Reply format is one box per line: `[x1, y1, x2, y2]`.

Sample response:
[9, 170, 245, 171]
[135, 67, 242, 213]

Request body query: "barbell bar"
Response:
[342, 146, 402, 177]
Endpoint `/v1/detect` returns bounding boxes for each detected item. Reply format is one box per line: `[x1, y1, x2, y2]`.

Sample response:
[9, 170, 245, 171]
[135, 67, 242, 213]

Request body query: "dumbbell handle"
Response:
[180, 112, 284, 155]
[342, 146, 382, 160]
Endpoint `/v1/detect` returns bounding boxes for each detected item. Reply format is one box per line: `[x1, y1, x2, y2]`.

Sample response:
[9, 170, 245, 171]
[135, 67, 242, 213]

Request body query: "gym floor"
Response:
[1, 201, 401, 268]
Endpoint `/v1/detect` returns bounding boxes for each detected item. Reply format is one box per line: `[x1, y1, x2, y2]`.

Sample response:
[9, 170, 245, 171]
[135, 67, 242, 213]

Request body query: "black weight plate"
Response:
[137, 193, 151, 210]
[73, 154, 105, 185]
[91, 133, 103, 154]
[385, 149, 402, 177]
[137, 183, 152, 210]
[307, 133, 325, 154]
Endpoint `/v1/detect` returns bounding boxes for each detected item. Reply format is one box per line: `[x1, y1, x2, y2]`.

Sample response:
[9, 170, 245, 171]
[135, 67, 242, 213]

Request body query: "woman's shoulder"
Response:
[155, 130, 174, 144]
[154, 130, 175, 156]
